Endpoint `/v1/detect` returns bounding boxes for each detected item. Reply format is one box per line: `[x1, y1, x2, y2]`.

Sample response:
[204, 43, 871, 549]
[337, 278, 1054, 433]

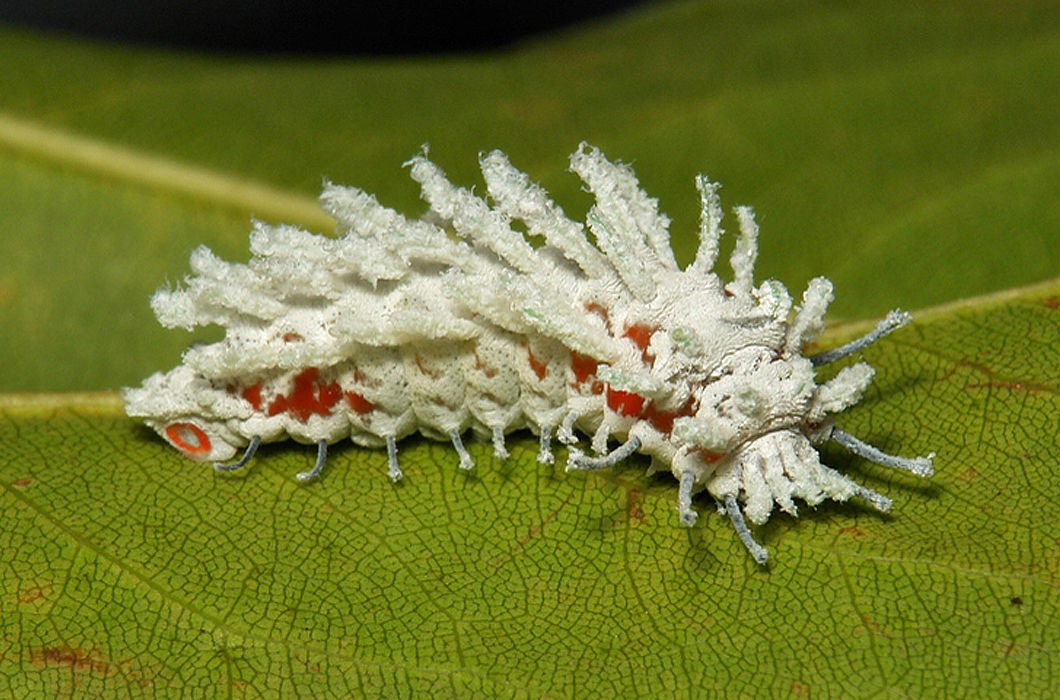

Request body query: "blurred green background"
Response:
[1, 0, 1057, 392]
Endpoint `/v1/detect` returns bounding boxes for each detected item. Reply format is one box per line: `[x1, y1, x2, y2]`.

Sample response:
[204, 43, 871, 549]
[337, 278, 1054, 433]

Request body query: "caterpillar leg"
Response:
[295, 439, 328, 483]
[677, 471, 698, 526]
[566, 436, 641, 472]
[724, 494, 769, 565]
[537, 426, 555, 465]
[491, 427, 509, 460]
[450, 430, 475, 471]
[385, 435, 402, 482]
[214, 435, 261, 472]
[810, 310, 910, 366]
[591, 422, 610, 456]
[557, 411, 579, 445]
[853, 483, 893, 512]
[830, 427, 934, 477]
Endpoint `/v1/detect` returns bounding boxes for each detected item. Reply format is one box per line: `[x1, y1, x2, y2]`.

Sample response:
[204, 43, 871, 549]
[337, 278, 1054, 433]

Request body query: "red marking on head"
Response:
[622, 323, 657, 364]
[241, 384, 262, 410]
[570, 352, 597, 384]
[345, 391, 374, 415]
[606, 387, 646, 417]
[526, 346, 548, 380]
[282, 332, 303, 342]
[164, 423, 211, 455]
[267, 367, 344, 422]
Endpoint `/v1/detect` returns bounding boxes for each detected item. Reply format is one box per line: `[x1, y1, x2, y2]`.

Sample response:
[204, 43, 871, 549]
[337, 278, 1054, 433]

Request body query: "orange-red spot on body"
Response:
[696, 448, 726, 464]
[415, 356, 441, 379]
[241, 384, 262, 411]
[473, 350, 497, 378]
[642, 397, 697, 434]
[267, 367, 344, 422]
[606, 387, 646, 417]
[165, 422, 211, 454]
[570, 352, 597, 385]
[622, 323, 657, 363]
[526, 346, 548, 380]
[282, 332, 303, 343]
[345, 391, 374, 415]
[584, 301, 611, 329]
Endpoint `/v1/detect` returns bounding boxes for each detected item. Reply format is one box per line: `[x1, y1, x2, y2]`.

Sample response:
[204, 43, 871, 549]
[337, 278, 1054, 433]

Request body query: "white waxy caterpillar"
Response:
[124, 144, 935, 564]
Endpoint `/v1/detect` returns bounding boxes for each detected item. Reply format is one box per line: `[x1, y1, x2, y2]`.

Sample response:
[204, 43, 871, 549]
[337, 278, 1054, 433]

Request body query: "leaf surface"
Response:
[2, 281, 1057, 697]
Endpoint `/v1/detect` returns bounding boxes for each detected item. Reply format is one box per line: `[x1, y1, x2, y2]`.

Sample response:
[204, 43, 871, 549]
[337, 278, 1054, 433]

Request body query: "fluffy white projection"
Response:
[125, 144, 934, 564]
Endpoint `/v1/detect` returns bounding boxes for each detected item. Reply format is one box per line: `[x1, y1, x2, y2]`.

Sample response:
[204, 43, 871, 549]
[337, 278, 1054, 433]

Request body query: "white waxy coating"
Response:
[124, 144, 932, 564]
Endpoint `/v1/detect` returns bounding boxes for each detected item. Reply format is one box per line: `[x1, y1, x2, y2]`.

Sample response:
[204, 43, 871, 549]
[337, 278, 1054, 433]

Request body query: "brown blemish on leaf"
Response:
[790, 681, 811, 697]
[1041, 296, 1060, 309]
[964, 380, 1046, 394]
[19, 585, 49, 603]
[956, 467, 980, 483]
[29, 646, 112, 676]
[997, 639, 1023, 658]
[12, 478, 32, 488]
[837, 526, 865, 538]
[491, 492, 576, 567]
[937, 358, 1054, 394]
[626, 488, 646, 525]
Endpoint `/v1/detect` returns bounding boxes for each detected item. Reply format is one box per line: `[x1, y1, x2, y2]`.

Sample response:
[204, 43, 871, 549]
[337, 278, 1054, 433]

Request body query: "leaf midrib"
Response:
[0, 111, 332, 230]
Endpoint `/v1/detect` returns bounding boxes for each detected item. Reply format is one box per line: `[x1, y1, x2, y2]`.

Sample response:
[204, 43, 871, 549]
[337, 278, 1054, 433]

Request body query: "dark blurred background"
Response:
[0, 0, 648, 54]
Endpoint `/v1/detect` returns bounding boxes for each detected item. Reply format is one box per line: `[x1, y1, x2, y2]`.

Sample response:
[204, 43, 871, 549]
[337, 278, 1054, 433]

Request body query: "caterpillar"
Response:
[124, 143, 934, 564]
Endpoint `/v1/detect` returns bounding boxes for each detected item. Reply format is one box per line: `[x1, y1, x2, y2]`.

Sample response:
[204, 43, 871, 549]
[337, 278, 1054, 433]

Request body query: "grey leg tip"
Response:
[214, 435, 261, 472]
[911, 452, 936, 478]
[295, 439, 328, 483]
[857, 486, 893, 513]
[449, 430, 475, 471]
[724, 493, 770, 566]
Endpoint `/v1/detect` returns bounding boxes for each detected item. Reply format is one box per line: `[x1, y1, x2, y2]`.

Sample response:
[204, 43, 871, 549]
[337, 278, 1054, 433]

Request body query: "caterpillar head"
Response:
[122, 365, 244, 462]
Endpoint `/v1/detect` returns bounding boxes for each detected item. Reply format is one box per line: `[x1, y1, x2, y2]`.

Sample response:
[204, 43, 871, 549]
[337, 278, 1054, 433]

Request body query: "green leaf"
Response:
[1, 281, 1057, 697]
[2, 2, 1058, 695]
[1, 0, 1058, 390]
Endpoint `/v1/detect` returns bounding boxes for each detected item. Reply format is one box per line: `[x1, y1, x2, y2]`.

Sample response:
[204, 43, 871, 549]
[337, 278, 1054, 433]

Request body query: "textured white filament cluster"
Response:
[125, 143, 933, 564]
